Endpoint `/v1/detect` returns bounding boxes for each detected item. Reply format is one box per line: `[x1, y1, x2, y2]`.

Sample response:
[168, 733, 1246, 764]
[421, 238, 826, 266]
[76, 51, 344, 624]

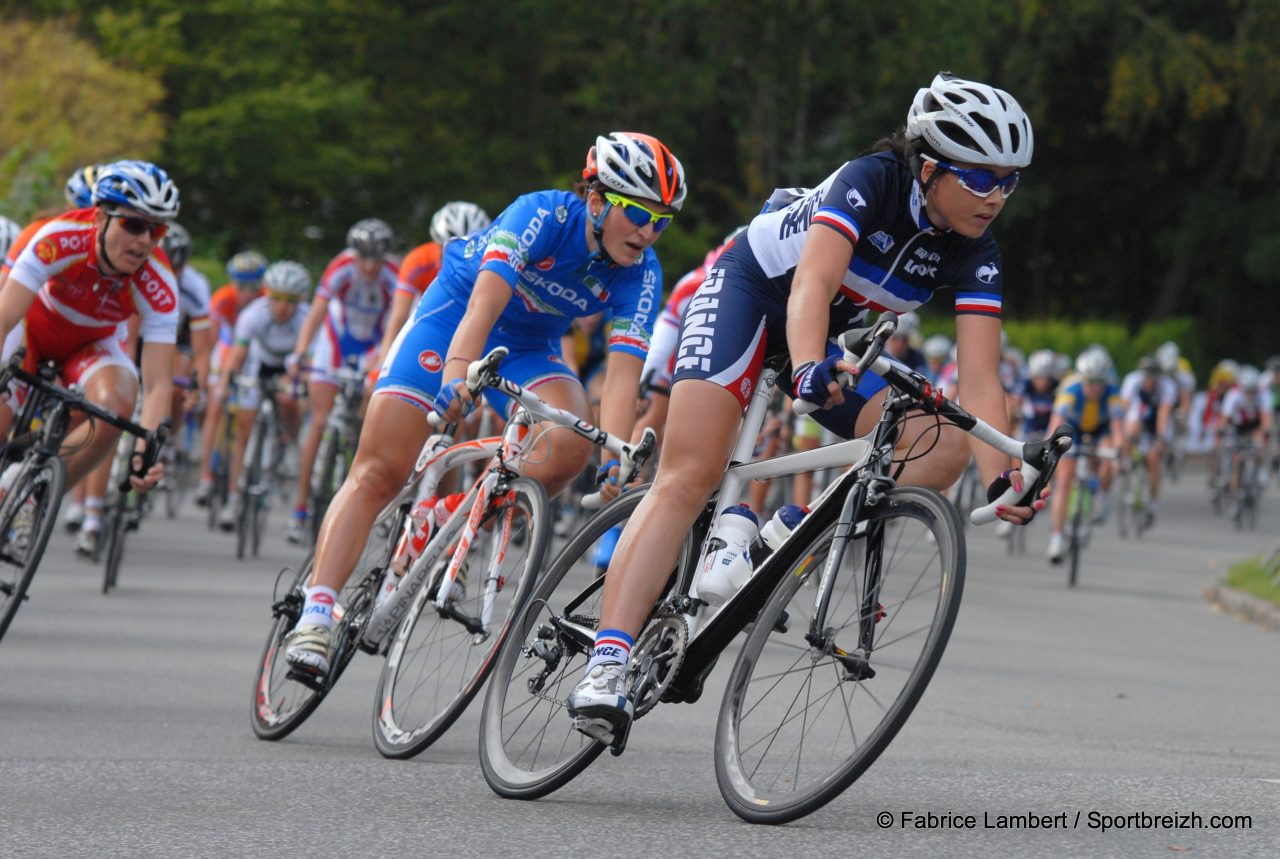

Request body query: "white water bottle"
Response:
[697, 505, 760, 605]
[699, 504, 808, 606]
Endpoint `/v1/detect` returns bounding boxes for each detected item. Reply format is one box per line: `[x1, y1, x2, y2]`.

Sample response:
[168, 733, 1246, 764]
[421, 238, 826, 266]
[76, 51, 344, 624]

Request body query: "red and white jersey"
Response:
[7, 209, 179, 352]
[316, 249, 398, 345]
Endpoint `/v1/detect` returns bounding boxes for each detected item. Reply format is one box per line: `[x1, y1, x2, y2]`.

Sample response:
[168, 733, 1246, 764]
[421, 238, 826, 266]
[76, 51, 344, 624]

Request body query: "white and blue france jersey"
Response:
[746, 149, 1003, 328]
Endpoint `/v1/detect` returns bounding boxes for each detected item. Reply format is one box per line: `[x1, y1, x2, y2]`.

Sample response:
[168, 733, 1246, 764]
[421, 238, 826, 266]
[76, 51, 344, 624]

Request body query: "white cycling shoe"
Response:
[284, 623, 332, 677]
[566, 662, 633, 743]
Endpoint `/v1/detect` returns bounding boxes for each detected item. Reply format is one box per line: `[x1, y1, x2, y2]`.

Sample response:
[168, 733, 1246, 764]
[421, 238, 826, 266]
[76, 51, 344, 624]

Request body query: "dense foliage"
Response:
[2, 0, 1277, 363]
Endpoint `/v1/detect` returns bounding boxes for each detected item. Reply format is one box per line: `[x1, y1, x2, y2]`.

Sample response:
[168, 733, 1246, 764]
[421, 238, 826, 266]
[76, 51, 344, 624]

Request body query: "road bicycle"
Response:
[478, 315, 1071, 824]
[308, 357, 366, 547]
[1227, 434, 1264, 531]
[234, 372, 291, 560]
[98, 405, 162, 594]
[162, 390, 199, 519]
[1115, 439, 1154, 539]
[205, 403, 236, 531]
[0, 351, 166, 639]
[250, 348, 655, 751]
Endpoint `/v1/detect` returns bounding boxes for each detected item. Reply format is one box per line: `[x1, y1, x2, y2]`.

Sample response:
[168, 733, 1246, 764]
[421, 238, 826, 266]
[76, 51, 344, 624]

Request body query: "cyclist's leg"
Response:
[198, 340, 232, 491]
[59, 344, 138, 487]
[598, 379, 742, 638]
[285, 394, 429, 674]
[1047, 451, 1075, 557]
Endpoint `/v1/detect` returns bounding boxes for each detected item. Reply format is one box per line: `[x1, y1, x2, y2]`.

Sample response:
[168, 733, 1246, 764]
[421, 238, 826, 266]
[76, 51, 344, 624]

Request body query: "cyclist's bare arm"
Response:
[290, 295, 329, 374]
[436, 271, 511, 421]
[375, 288, 415, 370]
[956, 313, 1016, 486]
[0, 274, 38, 343]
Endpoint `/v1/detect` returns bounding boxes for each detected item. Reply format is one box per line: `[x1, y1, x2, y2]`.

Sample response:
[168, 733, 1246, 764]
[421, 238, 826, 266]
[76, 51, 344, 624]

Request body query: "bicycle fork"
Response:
[804, 479, 882, 681]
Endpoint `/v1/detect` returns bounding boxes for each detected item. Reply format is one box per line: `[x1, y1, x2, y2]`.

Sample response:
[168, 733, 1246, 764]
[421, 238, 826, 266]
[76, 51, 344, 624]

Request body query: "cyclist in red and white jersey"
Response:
[286, 218, 398, 543]
[0, 161, 178, 518]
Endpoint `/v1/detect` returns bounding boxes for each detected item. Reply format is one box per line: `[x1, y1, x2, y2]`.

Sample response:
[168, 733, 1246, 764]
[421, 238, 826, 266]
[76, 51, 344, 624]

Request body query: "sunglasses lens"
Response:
[118, 216, 167, 238]
[650, 216, 672, 233]
[619, 203, 652, 228]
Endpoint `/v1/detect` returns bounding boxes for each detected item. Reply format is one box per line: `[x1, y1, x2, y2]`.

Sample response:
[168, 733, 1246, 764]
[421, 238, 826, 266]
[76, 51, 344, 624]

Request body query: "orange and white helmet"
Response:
[583, 132, 687, 211]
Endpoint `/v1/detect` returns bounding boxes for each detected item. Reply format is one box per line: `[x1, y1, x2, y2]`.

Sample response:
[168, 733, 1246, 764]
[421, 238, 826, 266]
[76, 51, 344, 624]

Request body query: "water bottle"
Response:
[697, 505, 760, 605]
[378, 492, 465, 609]
[699, 504, 808, 606]
[757, 504, 808, 556]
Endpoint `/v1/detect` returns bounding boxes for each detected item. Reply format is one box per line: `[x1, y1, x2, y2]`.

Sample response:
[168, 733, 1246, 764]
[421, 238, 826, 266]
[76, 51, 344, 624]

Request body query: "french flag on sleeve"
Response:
[955, 291, 1001, 317]
[811, 207, 861, 245]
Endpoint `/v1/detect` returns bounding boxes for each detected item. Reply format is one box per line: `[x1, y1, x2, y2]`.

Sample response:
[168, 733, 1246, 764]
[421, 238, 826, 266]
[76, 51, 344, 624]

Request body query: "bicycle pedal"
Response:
[571, 715, 617, 746]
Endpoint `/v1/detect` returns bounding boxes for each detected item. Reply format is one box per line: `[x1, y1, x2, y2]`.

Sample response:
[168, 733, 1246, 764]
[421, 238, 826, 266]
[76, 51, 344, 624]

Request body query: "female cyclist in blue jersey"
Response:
[284, 132, 686, 677]
[565, 73, 1047, 739]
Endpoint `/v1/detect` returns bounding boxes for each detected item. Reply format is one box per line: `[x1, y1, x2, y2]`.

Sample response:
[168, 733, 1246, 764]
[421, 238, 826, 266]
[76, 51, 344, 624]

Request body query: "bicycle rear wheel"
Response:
[715, 486, 965, 824]
[0, 459, 66, 642]
[479, 487, 660, 799]
[373, 477, 551, 759]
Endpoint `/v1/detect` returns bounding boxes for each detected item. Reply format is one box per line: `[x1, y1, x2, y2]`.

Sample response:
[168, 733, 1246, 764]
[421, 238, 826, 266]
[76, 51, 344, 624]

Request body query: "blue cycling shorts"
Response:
[669, 239, 887, 439]
[373, 284, 578, 419]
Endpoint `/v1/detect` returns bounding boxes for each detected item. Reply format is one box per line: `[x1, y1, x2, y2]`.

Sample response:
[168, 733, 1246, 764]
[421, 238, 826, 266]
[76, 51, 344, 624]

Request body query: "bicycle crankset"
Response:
[626, 613, 688, 718]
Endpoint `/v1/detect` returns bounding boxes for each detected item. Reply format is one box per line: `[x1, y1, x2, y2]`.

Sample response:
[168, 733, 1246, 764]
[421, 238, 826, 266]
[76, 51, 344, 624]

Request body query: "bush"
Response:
[918, 315, 1203, 381]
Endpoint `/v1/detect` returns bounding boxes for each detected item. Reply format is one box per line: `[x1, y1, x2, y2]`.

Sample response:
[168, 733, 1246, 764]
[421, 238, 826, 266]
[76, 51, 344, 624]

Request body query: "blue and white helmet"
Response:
[92, 160, 181, 221]
[65, 164, 105, 208]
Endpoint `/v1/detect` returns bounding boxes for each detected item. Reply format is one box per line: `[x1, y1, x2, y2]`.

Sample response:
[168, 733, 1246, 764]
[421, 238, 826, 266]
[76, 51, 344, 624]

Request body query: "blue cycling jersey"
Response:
[429, 190, 660, 359]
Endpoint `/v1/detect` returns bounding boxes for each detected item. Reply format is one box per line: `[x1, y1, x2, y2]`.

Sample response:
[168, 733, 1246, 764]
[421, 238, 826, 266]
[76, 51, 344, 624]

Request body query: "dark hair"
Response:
[866, 127, 942, 185]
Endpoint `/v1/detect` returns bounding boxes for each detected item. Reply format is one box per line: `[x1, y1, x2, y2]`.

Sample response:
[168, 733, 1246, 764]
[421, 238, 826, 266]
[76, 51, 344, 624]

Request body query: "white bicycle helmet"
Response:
[0, 216, 20, 261]
[1155, 341, 1180, 373]
[583, 132, 687, 211]
[429, 202, 490, 245]
[894, 310, 921, 338]
[92, 160, 181, 220]
[160, 223, 192, 269]
[346, 218, 393, 258]
[1027, 349, 1056, 379]
[1238, 365, 1261, 392]
[1075, 348, 1112, 383]
[923, 334, 952, 360]
[263, 260, 312, 298]
[907, 72, 1034, 169]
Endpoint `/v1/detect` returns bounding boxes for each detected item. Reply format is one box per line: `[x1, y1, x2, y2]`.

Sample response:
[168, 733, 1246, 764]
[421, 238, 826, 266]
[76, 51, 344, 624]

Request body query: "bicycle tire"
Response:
[1068, 486, 1085, 588]
[237, 418, 267, 561]
[251, 497, 404, 740]
[479, 488, 658, 799]
[714, 486, 965, 824]
[102, 499, 128, 594]
[0, 458, 67, 642]
[373, 476, 551, 759]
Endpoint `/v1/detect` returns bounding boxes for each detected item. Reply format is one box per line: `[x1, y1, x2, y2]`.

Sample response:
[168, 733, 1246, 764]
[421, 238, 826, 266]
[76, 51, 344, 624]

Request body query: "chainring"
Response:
[626, 613, 688, 719]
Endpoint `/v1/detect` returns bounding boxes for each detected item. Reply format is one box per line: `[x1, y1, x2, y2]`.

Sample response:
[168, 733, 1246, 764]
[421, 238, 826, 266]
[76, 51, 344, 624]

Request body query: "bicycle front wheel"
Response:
[479, 487, 653, 800]
[715, 486, 965, 824]
[373, 476, 551, 759]
[101, 498, 129, 594]
[0, 458, 67, 642]
[251, 502, 399, 740]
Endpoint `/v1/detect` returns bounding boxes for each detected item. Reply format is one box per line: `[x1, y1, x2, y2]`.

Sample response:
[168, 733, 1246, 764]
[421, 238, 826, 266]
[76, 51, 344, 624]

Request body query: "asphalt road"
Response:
[1, 468, 1277, 858]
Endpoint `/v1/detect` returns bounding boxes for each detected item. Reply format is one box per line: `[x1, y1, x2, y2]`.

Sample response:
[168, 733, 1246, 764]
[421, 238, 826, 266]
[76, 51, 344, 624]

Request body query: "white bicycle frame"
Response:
[362, 370, 650, 649]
